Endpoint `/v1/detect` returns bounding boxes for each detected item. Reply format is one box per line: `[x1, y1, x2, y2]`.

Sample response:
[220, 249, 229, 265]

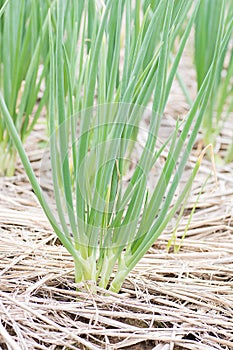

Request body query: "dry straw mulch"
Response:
[0, 50, 233, 350]
[0, 159, 233, 350]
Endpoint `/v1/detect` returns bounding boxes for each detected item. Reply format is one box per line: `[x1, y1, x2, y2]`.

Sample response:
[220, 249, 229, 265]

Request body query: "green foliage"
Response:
[0, 0, 229, 292]
[194, 0, 233, 162]
[0, 0, 49, 175]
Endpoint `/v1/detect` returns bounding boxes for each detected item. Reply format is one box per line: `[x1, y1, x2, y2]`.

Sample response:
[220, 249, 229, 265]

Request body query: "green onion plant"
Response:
[0, 0, 230, 292]
[194, 0, 233, 163]
[0, 0, 49, 175]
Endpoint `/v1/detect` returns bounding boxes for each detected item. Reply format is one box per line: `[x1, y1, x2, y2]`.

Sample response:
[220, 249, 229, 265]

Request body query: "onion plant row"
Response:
[0, 0, 231, 292]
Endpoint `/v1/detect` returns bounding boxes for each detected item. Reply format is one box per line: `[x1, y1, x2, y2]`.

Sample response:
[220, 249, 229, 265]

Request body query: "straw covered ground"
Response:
[0, 51, 233, 350]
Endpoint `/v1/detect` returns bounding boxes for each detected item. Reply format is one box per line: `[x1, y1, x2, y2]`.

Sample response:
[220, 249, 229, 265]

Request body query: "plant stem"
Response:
[0, 143, 16, 176]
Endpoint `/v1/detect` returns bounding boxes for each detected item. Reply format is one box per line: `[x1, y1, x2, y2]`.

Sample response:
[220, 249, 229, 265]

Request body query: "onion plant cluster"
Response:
[0, 0, 231, 292]
[194, 0, 233, 163]
[0, 0, 50, 175]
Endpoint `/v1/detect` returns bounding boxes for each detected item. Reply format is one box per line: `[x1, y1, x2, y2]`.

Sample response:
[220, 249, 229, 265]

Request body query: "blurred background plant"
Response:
[194, 0, 233, 163]
[0, 0, 49, 175]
